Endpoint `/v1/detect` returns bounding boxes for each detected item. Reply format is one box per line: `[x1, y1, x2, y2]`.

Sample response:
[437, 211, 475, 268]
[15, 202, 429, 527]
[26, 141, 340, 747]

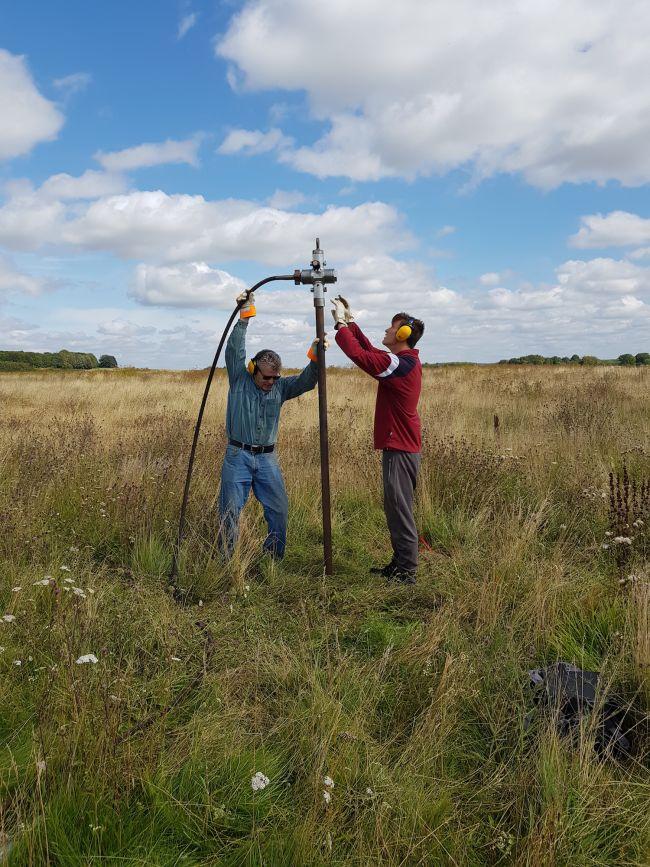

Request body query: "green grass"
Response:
[0, 367, 648, 864]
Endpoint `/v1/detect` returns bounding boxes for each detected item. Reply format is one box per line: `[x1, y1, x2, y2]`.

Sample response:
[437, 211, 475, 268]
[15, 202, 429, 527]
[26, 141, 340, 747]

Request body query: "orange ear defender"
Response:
[247, 351, 261, 375]
[395, 318, 415, 342]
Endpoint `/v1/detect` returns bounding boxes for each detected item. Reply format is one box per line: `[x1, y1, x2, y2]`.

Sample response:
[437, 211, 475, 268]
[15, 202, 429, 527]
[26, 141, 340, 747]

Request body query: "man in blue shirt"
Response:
[218, 290, 321, 559]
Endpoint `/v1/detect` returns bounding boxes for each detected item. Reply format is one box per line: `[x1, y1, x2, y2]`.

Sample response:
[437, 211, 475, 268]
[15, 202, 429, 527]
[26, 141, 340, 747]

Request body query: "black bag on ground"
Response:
[528, 661, 633, 756]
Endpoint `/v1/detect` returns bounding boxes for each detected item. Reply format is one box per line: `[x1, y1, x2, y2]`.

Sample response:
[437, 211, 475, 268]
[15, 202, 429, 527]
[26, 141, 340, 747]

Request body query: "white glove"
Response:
[331, 297, 348, 328]
[336, 295, 355, 323]
[237, 290, 256, 319]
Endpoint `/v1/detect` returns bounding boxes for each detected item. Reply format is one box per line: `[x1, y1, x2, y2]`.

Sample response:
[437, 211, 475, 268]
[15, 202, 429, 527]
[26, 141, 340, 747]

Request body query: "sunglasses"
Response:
[258, 372, 281, 382]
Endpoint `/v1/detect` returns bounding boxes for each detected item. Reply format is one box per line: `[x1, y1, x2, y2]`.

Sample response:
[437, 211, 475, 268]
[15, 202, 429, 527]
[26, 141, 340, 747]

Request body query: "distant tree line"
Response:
[0, 350, 118, 371]
[498, 353, 650, 367]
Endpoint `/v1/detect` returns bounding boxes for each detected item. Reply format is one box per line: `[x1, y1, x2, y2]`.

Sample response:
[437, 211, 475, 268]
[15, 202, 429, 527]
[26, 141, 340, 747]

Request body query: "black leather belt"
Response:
[229, 439, 275, 454]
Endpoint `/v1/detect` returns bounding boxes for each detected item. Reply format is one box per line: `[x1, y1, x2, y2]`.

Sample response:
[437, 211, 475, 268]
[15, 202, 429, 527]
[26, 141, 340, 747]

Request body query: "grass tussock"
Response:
[0, 364, 648, 865]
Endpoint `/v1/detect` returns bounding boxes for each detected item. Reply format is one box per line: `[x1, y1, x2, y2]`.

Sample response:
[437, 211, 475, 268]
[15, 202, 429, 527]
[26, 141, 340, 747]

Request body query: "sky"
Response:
[1, 0, 650, 368]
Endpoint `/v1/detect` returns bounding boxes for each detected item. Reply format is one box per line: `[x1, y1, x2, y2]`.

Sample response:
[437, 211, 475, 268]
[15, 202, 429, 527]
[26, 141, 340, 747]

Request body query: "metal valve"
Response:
[293, 267, 337, 285]
[293, 238, 337, 309]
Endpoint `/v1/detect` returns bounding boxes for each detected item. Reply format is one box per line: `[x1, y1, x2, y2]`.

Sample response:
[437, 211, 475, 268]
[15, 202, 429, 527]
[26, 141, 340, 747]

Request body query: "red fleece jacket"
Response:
[335, 322, 422, 452]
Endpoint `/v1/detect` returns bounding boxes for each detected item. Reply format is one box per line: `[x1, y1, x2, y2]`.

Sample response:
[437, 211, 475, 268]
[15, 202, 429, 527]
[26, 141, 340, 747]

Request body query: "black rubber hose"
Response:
[168, 274, 296, 599]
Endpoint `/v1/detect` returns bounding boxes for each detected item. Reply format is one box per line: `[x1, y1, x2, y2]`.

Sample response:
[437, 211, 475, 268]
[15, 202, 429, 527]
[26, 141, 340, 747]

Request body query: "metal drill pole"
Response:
[314, 299, 333, 574]
[309, 239, 333, 575]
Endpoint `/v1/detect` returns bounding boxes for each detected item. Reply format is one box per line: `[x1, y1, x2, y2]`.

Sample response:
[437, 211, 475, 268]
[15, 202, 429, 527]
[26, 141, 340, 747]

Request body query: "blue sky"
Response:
[1, 0, 650, 367]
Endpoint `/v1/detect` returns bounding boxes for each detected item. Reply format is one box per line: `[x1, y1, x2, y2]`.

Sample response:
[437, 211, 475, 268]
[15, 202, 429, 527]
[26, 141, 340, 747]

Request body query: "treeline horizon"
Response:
[0, 349, 118, 372]
[496, 352, 650, 366]
[2, 349, 649, 373]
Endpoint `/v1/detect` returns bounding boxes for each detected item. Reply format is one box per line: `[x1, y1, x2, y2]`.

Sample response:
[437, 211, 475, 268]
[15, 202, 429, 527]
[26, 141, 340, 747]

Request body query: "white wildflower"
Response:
[72, 587, 87, 598]
[11, 587, 21, 592]
[251, 771, 270, 791]
[33, 578, 52, 586]
[14, 659, 22, 666]
[198, 599, 203, 607]
[366, 787, 374, 795]
[613, 536, 632, 545]
[323, 790, 331, 804]
[60, 565, 71, 572]
[602, 543, 610, 549]
[75, 654, 98, 665]
[323, 775, 334, 788]
[605, 531, 612, 536]
[171, 656, 181, 662]
[0, 647, 4, 653]
[633, 519, 644, 528]
[64, 578, 74, 584]
[559, 524, 566, 530]
[2, 614, 16, 623]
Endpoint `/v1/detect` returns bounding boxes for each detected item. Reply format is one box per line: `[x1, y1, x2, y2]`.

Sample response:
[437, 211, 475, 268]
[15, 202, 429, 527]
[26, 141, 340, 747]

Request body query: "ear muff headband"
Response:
[395, 319, 415, 342]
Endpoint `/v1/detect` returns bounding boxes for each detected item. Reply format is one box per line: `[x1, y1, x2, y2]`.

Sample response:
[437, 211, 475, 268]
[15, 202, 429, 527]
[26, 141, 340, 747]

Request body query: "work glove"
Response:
[336, 295, 355, 323]
[307, 336, 329, 362]
[237, 290, 256, 319]
[331, 296, 348, 328]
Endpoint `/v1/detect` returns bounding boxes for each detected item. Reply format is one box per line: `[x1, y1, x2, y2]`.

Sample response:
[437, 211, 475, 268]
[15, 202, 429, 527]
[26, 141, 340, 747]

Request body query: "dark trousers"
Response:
[382, 449, 421, 572]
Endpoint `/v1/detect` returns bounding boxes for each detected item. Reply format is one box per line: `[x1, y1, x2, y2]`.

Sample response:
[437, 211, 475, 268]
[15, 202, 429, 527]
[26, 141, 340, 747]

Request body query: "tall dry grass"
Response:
[0, 363, 648, 865]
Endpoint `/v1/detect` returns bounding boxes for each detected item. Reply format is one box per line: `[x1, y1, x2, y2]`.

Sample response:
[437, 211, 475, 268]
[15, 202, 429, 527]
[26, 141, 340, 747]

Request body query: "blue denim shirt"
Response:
[225, 320, 318, 446]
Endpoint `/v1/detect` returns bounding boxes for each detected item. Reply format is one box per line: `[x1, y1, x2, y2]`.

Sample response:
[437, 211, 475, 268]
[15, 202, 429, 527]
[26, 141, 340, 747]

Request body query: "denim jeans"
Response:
[217, 444, 289, 558]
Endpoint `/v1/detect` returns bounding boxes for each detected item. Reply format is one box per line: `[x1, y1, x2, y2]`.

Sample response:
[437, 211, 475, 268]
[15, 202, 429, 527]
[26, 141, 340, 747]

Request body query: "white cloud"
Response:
[266, 189, 306, 209]
[571, 211, 650, 249]
[0, 256, 47, 298]
[629, 247, 650, 261]
[0, 183, 411, 265]
[39, 170, 127, 200]
[216, 0, 650, 187]
[96, 318, 156, 338]
[479, 272, 501, 286]
[52, 72, 92, 99]
[178, 12, 198, 40]
[0, 49, 63, 160]
[131, 261, 247, 307]
[95, 136, 202, 171]
[436, 225, 456, 238]
[218, 128, 292, 156]
[556, 258, 650, 296]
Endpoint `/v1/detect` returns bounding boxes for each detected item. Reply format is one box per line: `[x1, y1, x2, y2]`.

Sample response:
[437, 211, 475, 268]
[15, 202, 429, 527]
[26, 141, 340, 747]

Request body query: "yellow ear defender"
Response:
[395, 319, 414, 342]
[247, 359, 256, 375]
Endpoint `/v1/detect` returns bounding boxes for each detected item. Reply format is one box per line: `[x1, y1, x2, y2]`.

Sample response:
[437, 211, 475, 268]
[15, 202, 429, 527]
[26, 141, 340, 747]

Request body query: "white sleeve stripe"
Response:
[377, 352, 399, 377]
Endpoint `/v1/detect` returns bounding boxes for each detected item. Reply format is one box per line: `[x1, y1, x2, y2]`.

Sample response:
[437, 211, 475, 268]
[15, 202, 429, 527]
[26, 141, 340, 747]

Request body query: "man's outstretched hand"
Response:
[336, 295, 355, 323]
[237, 290, 256, 320]
[331, 295, 353, 328]
[307, 336, 330, 362]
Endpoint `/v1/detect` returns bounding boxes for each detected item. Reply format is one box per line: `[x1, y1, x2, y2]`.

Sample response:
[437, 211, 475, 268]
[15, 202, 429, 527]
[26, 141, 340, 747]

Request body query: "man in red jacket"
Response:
[332, 296, 424, 584]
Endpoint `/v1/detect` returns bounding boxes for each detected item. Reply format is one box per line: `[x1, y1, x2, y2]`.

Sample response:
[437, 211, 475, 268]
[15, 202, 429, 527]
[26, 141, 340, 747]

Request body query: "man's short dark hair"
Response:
[392, 313, 424, 348]
[254, 349, 282, 372]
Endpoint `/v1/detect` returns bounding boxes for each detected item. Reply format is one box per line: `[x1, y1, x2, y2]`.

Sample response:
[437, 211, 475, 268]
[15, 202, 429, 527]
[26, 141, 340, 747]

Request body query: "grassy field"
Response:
[0, 364, 648, 865]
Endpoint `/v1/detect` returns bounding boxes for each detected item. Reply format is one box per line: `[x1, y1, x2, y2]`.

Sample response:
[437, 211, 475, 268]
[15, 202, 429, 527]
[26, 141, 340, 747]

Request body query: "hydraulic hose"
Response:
[168, 274, 296, 599]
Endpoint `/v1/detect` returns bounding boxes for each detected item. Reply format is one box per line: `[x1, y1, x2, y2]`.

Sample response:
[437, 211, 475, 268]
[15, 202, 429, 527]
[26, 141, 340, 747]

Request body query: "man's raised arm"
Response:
[225, 291, 255, 382]
[280, 338, 326, 401]
[332, 296, 394, 378]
